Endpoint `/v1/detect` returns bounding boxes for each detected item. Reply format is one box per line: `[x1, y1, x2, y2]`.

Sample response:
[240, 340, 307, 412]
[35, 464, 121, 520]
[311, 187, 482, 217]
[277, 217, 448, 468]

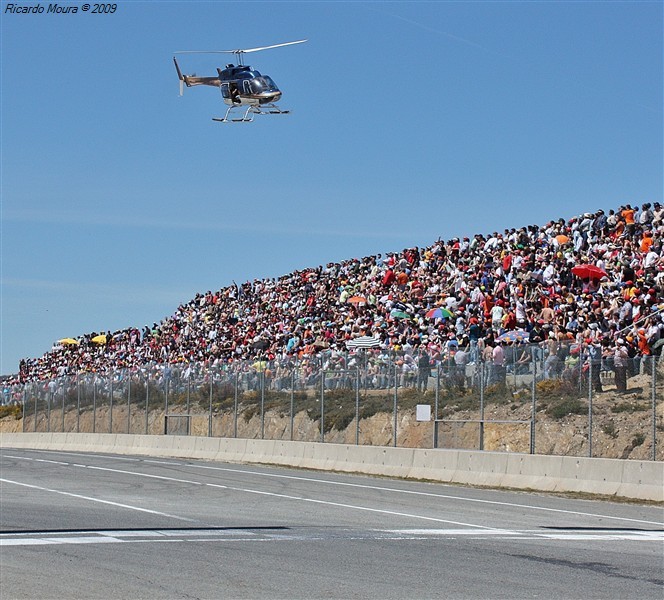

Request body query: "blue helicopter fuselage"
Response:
[218, 65, 282, 106]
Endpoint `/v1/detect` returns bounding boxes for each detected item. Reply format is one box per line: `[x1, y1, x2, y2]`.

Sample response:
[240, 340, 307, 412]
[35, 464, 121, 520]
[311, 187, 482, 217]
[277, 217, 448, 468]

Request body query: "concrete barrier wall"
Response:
[1, 432, 661, 502]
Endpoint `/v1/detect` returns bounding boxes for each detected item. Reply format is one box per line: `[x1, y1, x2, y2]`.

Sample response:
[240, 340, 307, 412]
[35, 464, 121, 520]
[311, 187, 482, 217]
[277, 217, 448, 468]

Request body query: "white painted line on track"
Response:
[3, 454, 498, 531]
[387, 529, 522, 536]
[2, 454, 200, 485]
[2, 527, 662, 547]
[33, 459, 69, 466]
[0, 478, 196, 522]
[8, 450, 144, 462]
[537, 531, 664, 541]
[203, 482, 497, 529]
[1, 536, 122, 546]
[90, 467, 502, 530]
[5, 451, 662, 529]
[188, 463, 664, 527]
[79, 464, 204, 486]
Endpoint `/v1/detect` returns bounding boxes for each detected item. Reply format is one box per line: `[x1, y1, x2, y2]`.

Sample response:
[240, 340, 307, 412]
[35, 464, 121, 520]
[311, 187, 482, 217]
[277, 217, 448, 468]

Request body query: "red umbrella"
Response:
[571, 264, 607, 279]
[347, 295, 367, 304]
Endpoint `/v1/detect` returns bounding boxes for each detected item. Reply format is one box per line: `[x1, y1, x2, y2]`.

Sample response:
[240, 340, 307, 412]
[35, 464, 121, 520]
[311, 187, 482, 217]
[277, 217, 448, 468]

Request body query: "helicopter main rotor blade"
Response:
[237, 39, 308, 53]
[174, 39, 307, 55]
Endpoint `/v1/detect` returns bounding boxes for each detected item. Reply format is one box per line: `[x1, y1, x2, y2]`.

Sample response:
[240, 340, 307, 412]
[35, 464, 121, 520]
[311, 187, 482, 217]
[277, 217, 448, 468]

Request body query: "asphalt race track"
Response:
[1, 448, 662, 599]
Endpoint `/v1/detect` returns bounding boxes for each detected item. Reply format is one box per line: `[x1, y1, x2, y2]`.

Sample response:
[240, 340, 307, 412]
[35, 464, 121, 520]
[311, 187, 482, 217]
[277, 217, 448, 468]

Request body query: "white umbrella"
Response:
[346, 335, 382, 349]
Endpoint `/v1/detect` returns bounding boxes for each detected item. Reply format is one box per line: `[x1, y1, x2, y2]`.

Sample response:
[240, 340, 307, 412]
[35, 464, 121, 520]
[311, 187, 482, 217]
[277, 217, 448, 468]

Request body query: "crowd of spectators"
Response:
[13, 203, 664, 390]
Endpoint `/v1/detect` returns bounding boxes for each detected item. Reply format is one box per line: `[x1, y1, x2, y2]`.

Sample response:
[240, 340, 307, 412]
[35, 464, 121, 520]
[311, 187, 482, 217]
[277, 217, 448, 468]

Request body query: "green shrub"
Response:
[545, 398, 587, 419]
[612, 402, 649, 414]
[601, 420, 618, 439]
[0, 405, 22, 420]
[536, 378, 579, 400]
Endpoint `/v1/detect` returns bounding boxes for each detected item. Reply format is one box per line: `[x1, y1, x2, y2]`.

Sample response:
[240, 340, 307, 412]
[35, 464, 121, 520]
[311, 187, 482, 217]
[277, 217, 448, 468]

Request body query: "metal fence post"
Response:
[47, 385, 52, 433]
[234, 370, 239, 438]
[34, 385, 38, 432]
[290, 369, 295, 442]
[92, 378, 97, 434]
[588, 360, 593, 458]
[433, 365, 440, 449]
[512, 348, 517, 388]
[145, 374, 149, 435]
[22, 387, 26, 433]
[393, 363, 398, 448]
[652, 356, 657, 461]
[76, 376, 80, 433]
[59, 380, 64, 432]
[260, 370, 265, 440]
[187, 374, 191, 418]
[479, 364, 485, 451]
[165, 377, 169, 421]
[355, 368, 360, 445]
[109, 370, 114, 434]
[127, 372, 131, 434]
[208, 372, 213, 438]
[530, 347, 536, 454]
[320, 370, 325, 443]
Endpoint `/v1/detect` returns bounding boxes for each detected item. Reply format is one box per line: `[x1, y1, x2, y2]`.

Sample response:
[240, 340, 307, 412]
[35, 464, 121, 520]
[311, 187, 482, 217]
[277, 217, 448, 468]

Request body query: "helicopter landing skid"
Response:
[212, 104, 291, 123]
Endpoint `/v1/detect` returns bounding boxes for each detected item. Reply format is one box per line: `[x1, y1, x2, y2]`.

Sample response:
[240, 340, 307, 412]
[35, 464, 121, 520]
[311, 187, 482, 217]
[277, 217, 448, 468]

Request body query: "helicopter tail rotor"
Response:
[173, 57, 185, 96]
[173, 56, 219, 91]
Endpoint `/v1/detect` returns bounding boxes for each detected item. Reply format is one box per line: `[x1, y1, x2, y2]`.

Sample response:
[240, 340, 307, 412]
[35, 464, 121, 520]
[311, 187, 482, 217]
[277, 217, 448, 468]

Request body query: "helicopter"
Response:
[173, 40, 307, 123]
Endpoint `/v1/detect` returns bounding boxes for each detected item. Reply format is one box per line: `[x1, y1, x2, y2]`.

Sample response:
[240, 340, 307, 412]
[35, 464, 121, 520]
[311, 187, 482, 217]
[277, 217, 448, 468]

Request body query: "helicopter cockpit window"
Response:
[249, 76, 278, 94]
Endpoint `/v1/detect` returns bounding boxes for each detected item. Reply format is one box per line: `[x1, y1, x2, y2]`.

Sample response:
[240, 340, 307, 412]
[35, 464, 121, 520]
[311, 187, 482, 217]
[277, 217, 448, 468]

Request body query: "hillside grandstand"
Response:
[12, 203, 664, 386]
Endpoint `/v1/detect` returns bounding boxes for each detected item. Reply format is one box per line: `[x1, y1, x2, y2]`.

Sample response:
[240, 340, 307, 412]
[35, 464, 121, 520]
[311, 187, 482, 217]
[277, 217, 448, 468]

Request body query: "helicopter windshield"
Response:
[249, 76, 278, 94]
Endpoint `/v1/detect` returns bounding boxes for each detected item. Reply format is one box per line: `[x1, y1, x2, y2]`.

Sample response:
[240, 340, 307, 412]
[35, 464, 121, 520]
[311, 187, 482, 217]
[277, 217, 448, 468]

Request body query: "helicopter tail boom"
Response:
[173, 57, 221, 95]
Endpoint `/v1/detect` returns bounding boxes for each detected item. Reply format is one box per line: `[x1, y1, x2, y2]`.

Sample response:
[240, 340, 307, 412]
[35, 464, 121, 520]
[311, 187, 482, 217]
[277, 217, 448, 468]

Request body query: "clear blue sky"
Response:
[1, 0, 662, 375]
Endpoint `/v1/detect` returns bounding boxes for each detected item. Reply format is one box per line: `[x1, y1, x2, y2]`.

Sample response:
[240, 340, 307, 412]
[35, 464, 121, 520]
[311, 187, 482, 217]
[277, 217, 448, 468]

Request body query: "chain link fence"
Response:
[3, 343, 662, 460]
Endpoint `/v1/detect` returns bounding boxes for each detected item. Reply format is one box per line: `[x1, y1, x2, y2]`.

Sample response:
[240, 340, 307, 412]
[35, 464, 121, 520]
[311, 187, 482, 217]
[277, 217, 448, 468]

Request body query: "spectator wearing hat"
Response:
[563, 345, 581, 386]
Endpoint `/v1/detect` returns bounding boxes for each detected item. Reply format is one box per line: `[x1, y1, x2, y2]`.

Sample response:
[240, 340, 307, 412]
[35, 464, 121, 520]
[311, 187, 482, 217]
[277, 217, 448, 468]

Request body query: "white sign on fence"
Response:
[416, 404, 431, 422]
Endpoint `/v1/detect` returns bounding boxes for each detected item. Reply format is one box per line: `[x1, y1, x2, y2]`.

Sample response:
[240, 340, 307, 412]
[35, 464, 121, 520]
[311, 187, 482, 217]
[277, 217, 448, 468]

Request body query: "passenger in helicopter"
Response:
[230, 84, 241, 104]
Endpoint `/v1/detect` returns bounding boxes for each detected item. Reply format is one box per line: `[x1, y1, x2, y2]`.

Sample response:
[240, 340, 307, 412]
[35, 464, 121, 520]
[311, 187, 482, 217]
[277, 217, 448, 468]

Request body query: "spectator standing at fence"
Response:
[468, 317, 482, 362]
[646, 317, 661, 356]
[614, 339, 629, 393]
[454, 342, 469, 390]
[587, 339, 603, 393]
[492, 341, 506, 385]
[417, 349, 431, 392]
